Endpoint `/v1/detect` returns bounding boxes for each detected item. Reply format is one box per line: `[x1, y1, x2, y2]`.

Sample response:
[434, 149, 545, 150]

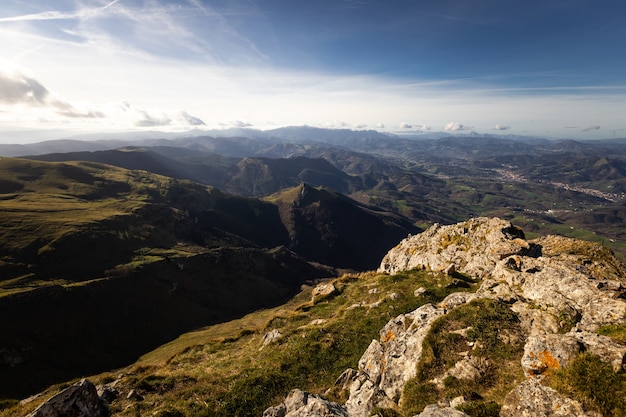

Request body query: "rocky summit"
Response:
[266, 217, 626, 417]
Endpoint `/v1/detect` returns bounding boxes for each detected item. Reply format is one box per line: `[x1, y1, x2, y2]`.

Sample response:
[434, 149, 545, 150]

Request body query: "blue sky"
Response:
[0, 0, 625, 141]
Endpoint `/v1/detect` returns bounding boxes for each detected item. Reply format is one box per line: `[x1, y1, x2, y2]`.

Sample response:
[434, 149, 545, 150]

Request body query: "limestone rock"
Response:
[312, 282, 337, 302]
[126, 389, 143, 401]
[439, 291, 476, 310]
[345, 304, 445, 416]
[96, 385, 118, 404]
[443, 356, 491, 384]
[269, 218, 626, 417]
[26, 379, 110, 417]
[378, 217, 531, 278]
[521, 334, 582, 376]
[571, 329, 626, 371]
[414, 287, 427, 297]
[261, 329, 283, 349]
[262, 389, 347, 417]
[490, 254, 626, 331]
[500, 378, 599, 417]
[415, 404, 471, 417]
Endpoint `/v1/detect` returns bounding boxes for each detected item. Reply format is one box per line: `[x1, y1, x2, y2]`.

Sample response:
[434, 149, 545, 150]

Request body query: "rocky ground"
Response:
[265, 217, 626, 417]
[19, 217, 626, 417]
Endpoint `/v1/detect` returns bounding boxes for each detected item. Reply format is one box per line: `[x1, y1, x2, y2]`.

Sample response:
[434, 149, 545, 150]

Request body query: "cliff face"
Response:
[266, 217, 626, 417]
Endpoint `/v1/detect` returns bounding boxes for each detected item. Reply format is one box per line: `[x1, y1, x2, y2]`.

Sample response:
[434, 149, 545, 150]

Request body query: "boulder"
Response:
[500, 378, 599, 417]
[521, 334, 582, 376]
[26, 379, 109, 417]
[269, 218, 626, 417]
[378, 218, 531, 278]
[262, 389, 348, 417]
[570, 329, 626, 372]
[345, 304, 445, 415]
[312, 283, 337, 303]
[96, 385, 118, 404]
[415, 404, 471, 417]
[261, 329, 283, 350]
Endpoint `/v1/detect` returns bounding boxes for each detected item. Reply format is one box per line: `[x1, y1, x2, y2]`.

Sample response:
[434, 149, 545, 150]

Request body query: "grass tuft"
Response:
[597, 324, 626, 345]
[549, 353, 626, 416]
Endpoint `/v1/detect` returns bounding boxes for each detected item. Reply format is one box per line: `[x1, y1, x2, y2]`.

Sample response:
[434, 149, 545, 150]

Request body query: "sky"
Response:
[0, 0, 625, 142]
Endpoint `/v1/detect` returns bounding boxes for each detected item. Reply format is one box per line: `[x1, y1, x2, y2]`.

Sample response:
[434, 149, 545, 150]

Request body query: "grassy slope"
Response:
[0, 158, 161, 284]
[4, 269, 475, 417]
[0, 158, 325, 399]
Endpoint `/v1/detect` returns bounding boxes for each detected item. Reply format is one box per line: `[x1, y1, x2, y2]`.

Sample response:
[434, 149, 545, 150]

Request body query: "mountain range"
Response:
[7, 127, 626, 249]
[1, 127, 626, 415]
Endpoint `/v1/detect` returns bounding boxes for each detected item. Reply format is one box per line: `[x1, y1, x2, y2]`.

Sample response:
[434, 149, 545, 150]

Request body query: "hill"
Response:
[267, 183, 419, 270]
[6, 218, 625, 417]
[0, 158, 416, 399]
[11, 129, 626, 259]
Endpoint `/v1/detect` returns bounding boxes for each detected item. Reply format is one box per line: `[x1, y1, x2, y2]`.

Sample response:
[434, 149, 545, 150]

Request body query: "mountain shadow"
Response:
[0, 158, 417, 398]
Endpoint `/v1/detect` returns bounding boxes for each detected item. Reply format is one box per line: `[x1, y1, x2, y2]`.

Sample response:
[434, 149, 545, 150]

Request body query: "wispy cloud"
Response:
[493, 124, 510, 130]
[581, 125, 600, 132]
[0, 0, 122, 22]
[0, 0, 266, 65]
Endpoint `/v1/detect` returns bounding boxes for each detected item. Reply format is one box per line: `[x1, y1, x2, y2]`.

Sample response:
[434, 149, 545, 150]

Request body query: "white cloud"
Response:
[179, 111, 206, 126]
[0, 66, 205, 130]
[581, 125, 600, 132]
[399, 122, 412, 129]
[444, 121, 470, 131]
[493, 124, 510, 130]
[0, 68, 49, 105]
[322, 120, 349, 128]
[219, 120, 253, 128]
[0, 65, 105, 119]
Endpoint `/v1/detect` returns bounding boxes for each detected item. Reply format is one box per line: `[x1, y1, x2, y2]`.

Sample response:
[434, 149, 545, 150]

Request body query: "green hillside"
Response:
[0, 158, 416, 399]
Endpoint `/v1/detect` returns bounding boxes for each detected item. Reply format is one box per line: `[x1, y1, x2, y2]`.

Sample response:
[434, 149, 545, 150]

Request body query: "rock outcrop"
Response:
[345, 304, 446, 415]
[500, 379, 599, 417]
[265, 217, 626, 416]
[263, 389, 348, 417]
[26, 379, 110, 417]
